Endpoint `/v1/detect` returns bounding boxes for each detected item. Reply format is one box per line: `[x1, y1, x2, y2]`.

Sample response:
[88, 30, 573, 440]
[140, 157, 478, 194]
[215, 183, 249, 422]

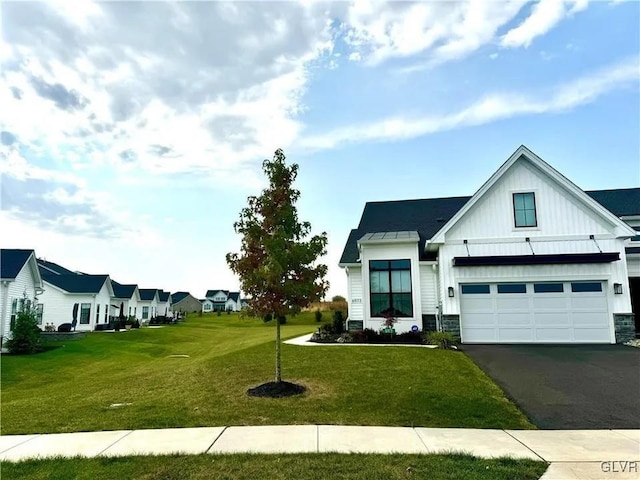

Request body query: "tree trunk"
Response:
[275, 313, 282, 383]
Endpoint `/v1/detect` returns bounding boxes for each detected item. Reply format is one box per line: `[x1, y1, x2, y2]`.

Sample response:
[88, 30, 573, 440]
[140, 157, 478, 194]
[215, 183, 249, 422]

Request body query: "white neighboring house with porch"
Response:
[38, 271, 114, 331]
[111, 281, 141, 320]
[138, 289, 159, 322]
[0, 249, 44, 347]
[340, 146, 638, 344]
[157, 290, 172, 317]
[203, 289, 245, 312]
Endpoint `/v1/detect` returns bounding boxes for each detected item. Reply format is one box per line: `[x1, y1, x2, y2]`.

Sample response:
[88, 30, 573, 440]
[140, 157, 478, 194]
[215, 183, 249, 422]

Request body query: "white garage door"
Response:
[460, 281, 611, 343]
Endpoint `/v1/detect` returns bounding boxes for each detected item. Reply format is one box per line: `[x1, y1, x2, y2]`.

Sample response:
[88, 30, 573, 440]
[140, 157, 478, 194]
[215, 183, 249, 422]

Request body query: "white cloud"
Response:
[501, 0, 589, 49]
[0, 2, 336, 185]
[343, 1, 529, 67]
[298, 56, 640, 151]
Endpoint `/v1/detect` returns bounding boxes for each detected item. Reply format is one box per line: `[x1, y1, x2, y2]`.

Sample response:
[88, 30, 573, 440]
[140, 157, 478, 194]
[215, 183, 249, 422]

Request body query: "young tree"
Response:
[227, 149, 328, 387]
[5, 295, 41, 354]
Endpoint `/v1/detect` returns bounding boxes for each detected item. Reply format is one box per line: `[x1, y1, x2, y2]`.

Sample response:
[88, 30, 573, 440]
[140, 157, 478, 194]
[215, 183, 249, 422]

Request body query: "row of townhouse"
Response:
[0, 255, 182, 341]
[200, 289, 248, 312]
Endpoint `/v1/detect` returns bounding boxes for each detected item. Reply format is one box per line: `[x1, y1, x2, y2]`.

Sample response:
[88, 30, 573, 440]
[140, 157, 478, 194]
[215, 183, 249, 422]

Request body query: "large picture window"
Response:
[369, 260, 413, 317]
[142, 306, 149, 319]
[513, 192, 537, 227]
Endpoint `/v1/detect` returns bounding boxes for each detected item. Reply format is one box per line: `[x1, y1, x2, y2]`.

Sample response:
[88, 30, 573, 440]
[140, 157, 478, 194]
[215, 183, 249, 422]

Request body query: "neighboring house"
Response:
[172, 292, 202, 313]
[205, 289, 230, 311]
[111, 281, 141, 320]
[204, 289, 244, 311]
[225, 292, 243, 311]
[340, 146, 639, 345]
[138, 289, 159, 321]
[38, 271, 114, 331]
[0, 249, 44, 346]
[157, 290, 172, 317]
[201, 298, 214, 312]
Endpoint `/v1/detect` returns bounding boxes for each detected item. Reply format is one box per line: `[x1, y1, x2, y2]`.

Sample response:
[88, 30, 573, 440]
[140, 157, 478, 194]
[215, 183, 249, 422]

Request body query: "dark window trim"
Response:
[461, 284, 491, 294]
[369, 259, 413, 318]
[571, 282, 603, 293]
[533, 283, 564, 293]
[497, 283, 527, 294]
[513, 192, 537, 228]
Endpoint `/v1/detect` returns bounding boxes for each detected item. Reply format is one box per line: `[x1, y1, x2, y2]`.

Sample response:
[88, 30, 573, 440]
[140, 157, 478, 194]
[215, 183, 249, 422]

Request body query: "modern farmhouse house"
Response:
[203, 289, 246, 312]
[340, 146, 639, 344]
[0, 249, 44, 346]
[111, 281, 141, 319]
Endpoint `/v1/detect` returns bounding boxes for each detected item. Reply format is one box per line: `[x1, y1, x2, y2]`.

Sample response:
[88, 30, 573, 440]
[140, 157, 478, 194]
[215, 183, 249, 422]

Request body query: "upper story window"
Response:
[513, 192, 537, 228]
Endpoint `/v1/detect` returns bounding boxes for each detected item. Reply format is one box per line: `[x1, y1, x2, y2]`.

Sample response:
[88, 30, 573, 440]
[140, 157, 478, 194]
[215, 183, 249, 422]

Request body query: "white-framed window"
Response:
[80, 303, 91, 324]
[513, 192, 537, 227]
[142, 306, 149, 319]
[36, 304, 44, 325]
[10, 298, 18, 330]
[96, 304, 100, 322]
[204, 303, 211, 311]
[104, 304, 108, 322]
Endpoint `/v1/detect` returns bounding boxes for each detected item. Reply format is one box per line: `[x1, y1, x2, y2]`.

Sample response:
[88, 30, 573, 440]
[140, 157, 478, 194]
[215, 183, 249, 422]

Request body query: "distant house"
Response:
[138, 289, 160, 322]
[157, 290, 172, 317]
[204, 289, 245, 312]
[111, 281, 141, 320]
[38, 270, 114, 332]
[171, 292, 202, 313]
[1, 249, 44, 346]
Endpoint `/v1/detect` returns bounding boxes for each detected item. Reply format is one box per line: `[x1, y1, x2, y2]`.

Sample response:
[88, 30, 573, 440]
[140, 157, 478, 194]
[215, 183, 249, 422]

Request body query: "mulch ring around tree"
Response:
[247, 381, 306, 398]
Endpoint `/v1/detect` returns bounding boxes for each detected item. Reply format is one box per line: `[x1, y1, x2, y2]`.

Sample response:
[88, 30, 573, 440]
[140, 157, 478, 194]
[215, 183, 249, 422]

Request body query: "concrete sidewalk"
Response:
[1, 426, 638, 478]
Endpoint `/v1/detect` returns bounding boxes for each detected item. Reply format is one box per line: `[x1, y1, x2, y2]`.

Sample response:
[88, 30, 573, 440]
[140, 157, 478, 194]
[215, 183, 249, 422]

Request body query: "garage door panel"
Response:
[570, 296, 607, 311]
[461, 281, 610, 344]
[573, 328, 611, 342]
[497, 313, 530, 325]
[496, 297, 529, 310]
[534, 312, 571, 326]
[534, 328, 573, 342]
[572, 312, 609, 327]
[532, 296, 567, 310]
[498, 328, 534, 342]
[463, 297, 494, 312]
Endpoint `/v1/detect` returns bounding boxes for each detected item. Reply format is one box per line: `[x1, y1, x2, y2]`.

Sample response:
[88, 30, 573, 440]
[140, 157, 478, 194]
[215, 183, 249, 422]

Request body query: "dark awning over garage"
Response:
[453, 252, 620, 266]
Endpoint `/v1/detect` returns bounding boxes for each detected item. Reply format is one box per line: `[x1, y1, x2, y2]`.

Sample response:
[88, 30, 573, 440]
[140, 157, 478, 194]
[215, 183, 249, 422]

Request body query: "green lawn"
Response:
[1, 313, 533, 434]
[2, 454, 548, 480]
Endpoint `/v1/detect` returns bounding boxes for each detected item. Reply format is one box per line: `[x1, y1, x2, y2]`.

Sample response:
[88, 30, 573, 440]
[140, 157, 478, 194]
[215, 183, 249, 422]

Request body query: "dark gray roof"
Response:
[1, 249, 34, 279]
[139, 289, 157, 301]
[206, 289, 229, 298]
[340, 188, 640, 264]
[158, 291, 170, 302]
[112, 281, 137, 299]
[42, 272, 109, 294]
[585, 188, 640, 217]
[37, 258, 76, 275]
[171, 291, 191, 304]
[228, 292, 240, 302]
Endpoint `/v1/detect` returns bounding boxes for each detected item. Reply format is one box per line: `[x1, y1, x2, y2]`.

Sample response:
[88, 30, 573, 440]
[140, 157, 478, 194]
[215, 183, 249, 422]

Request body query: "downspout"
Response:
[432, 263, 442, 331]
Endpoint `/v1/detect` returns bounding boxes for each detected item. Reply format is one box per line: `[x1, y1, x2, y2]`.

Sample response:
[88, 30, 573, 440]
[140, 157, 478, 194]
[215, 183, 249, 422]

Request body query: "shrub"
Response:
[227, 309, 231, 315]
[216, 310, 221, 317]
[332, 310, 344, 334]
[263, 313, 273, 323]
[314, 309, 323, 322]
[5, 299, 41, 354]
[331, 295, 346, 303]
[425, 331, 457, 349]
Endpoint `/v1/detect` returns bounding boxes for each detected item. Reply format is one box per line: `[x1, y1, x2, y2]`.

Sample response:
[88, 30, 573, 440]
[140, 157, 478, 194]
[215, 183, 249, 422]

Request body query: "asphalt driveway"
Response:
[463, 344, 640, 429]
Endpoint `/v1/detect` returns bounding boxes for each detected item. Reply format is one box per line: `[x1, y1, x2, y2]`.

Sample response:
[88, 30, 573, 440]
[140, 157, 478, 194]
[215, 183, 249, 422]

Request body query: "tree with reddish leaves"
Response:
[226, 149, 328, 388]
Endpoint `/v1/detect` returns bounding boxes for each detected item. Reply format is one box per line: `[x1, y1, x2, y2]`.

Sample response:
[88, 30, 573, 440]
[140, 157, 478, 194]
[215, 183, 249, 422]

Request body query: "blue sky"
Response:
[1, 0, 638, 299]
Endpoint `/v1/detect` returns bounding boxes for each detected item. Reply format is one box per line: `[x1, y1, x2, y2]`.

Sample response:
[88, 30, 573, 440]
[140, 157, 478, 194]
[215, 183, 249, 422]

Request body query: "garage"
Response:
[460, 281, 611, 343]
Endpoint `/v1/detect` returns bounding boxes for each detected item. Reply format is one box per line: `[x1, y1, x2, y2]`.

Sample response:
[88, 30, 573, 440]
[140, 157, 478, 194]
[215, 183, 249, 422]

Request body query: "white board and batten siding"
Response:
[419, 263, 438, 314]
[347, 266, 363, 321]
[1, 261, 38, 339]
